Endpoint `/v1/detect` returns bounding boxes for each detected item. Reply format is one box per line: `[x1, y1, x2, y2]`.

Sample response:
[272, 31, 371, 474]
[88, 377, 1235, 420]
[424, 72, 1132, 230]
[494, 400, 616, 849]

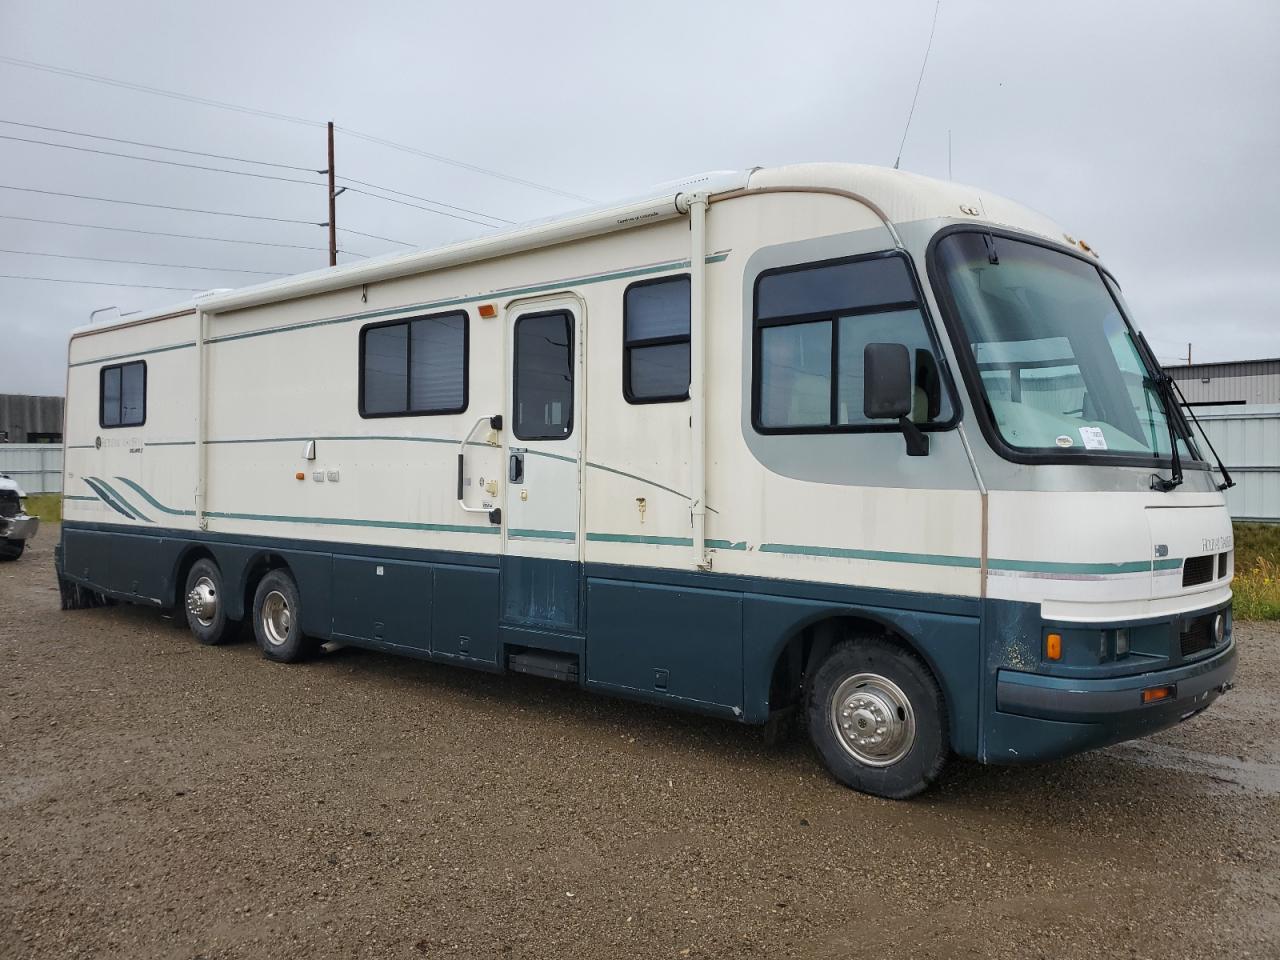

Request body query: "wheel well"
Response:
[172, 546, 216, 610]
[241, 553, 291, 623]
[767, 614, 934, 715]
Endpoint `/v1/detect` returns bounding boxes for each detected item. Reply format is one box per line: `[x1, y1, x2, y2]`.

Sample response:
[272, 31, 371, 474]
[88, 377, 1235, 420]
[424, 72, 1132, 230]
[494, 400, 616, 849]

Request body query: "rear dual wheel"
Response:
[252, 569, 315, 663]
[806, 636, 948, 799]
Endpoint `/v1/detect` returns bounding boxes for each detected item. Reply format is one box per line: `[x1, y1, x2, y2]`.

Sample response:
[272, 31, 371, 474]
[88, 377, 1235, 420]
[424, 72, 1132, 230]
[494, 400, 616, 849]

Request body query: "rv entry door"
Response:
[501, 298, 584, 633]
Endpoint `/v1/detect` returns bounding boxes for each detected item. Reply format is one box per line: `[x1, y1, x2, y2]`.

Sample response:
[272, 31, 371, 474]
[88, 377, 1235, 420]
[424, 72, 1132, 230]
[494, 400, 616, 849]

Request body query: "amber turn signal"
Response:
[1045, 633, 1062, 661]
[1142, 685, 1174, 704]
[478, 303, 497, 319]
[295, 472, 305, 480]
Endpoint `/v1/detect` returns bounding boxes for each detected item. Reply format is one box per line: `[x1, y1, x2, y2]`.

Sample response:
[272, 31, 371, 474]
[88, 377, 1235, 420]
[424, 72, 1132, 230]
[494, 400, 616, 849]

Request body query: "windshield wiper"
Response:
[1136, 332, 1183, 492]
[1167, 375, 1236, 491]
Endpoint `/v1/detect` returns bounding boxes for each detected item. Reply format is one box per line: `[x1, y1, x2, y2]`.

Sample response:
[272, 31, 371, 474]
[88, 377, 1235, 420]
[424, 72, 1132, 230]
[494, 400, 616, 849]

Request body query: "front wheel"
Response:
[252, 569, 315, 663]
[806, 636, 948, 799]
[0, 539, 25, 561]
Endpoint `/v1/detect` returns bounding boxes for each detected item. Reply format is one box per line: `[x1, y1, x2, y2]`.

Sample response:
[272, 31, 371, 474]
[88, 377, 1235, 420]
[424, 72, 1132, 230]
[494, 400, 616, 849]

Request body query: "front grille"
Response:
[1180, 617, 1213, 657]
[0, 490, 18, 518]
[1218, 552, 1229, 579]
[1183, 554, 1214, 588]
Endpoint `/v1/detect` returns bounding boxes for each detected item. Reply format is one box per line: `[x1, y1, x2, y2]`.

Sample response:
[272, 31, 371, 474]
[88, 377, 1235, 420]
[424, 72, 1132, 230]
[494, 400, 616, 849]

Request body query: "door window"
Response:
[513, 310, 574, 440]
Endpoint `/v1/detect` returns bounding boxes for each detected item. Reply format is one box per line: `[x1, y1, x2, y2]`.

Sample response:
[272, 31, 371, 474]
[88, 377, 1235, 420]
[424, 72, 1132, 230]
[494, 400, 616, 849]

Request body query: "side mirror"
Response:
[863, 343, 913, 419]
[863, 342, 929, 457]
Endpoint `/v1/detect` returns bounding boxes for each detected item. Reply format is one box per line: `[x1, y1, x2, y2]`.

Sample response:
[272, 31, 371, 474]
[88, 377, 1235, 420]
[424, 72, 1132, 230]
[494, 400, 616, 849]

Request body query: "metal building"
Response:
[1169, 359, 1280, 523]
[0, 394, 64, 444]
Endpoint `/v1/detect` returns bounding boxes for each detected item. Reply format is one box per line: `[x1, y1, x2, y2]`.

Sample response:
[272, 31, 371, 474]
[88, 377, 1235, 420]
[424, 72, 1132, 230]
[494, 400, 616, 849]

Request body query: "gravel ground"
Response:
[2, 525, 1278, 959]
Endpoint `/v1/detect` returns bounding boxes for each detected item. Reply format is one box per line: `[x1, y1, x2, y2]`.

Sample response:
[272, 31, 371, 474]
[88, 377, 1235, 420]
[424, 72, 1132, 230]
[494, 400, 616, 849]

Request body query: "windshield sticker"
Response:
[1079, 426, 1108, 450]
[1055, 435, 1073, 448]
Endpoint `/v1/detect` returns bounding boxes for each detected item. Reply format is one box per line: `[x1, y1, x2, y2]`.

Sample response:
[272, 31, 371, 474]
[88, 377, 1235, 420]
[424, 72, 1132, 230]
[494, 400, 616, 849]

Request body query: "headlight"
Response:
[1114, 628, 1130, 657]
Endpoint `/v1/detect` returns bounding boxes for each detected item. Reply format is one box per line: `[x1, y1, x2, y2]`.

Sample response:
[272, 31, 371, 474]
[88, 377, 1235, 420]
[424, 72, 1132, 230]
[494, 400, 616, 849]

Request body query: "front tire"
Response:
[184, 558, 235, 645]
[252, 569, 314, 663]
[806, 636, 948, 799]
[0, 539, 25, 561]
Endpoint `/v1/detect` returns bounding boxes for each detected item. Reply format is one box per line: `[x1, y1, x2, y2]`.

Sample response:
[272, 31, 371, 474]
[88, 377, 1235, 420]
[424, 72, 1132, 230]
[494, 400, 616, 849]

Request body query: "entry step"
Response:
[507, 649, 579, 683]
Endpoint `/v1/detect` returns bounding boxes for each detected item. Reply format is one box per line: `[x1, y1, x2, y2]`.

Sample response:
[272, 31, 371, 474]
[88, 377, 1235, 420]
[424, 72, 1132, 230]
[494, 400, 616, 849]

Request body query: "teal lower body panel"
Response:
[60, 520, 1235, 770]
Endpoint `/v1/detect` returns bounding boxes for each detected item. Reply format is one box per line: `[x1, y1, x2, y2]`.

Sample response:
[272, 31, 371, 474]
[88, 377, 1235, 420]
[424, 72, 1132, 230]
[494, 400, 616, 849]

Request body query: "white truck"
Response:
[0, 474, 39, 560]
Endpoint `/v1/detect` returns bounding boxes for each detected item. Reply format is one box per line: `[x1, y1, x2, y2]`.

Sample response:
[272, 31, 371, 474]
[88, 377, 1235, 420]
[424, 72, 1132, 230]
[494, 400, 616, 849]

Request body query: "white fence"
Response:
[1194, 404, 1280, 523]
[0, 444, 63, 494]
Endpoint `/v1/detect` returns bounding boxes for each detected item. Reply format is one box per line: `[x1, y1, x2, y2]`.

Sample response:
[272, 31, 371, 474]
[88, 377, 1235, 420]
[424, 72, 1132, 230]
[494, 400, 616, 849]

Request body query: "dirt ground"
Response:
[2, 525, 1278, 959]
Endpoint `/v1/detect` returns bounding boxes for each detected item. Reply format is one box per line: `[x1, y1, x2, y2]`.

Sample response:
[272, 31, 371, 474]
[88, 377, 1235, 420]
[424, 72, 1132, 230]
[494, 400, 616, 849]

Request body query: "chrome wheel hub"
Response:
[186, 576, 218, 626]
[830, 672, 916, 767]
[261, 590, 291, 646]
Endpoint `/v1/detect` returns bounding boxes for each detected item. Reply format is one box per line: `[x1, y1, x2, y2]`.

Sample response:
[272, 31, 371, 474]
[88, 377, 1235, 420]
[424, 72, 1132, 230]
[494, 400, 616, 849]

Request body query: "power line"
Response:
[893, 0, 943, 170]
[3, 124, 504, 229]
[0, 247, 287, 276]
[0, 118, 317, 171]
[337, 174, 514, 225]
[340, 184, 506, 229]
[335, 126, 593, 203]
[0, 273, 204, 291]
[0, 213, 340, 253]
[0, 55, 591, 203]
[0, 55, 322, 127]
[336, 226, 415, 247]
[0, 184, 324, 226]
[0, 133, 326, 187]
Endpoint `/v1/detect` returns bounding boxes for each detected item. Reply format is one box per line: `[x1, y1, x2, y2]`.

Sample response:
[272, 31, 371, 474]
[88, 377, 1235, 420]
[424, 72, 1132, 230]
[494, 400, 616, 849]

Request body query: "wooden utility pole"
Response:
[327, 121, 337, 267]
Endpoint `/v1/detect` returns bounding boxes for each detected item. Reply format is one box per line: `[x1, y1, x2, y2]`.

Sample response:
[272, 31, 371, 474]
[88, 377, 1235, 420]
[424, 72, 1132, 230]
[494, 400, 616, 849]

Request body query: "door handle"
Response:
[509, 451, 525, 484]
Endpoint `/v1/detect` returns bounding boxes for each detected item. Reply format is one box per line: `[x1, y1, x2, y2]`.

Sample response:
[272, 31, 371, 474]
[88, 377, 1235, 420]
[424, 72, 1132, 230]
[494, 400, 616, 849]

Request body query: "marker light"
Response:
[295, 472, 305, 480]
[1046, 633, 1062, 661]
[478, 303, 497, 319]
[1142, 685, 1174, 704]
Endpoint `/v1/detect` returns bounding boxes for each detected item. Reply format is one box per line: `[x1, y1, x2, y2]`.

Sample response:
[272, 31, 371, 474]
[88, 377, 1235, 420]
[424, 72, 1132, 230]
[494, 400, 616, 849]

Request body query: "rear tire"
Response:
[252, 569, 314, 663]
[806, 636, 948, 799]
[0, 539, 24, 561]
[183, 558, 235, 645]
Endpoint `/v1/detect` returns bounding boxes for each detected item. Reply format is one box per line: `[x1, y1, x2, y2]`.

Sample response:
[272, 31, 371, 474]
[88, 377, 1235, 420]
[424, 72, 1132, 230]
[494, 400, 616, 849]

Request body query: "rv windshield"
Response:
[933, 232, 1196, 462]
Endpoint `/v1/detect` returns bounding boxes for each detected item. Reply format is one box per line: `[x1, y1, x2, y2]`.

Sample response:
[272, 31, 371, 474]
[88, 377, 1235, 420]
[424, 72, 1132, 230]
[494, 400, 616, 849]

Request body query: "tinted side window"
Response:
[624, 275, 690, 403]
[360, 311, 468, 417]
[753, 254, 952, 432]
[514, 311, 573, 440]
[100, 361, 145, 428]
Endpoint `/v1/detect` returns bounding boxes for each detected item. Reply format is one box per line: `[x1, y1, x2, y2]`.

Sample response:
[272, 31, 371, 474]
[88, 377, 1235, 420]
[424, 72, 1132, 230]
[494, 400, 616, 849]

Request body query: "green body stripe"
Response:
[68, 253, 730, 363]
[988, 557, 1162, 575]
[83, 478, 138, 521]
[204, 510, 498, 535]
[113, 477, 194, 516]
[587, 532, 695, 547]
[70, 341, 195, 367]
[508, 528, 576, 541]
[91, 478, 153, 522]
[63, 495, 97, 502]
[205, 253, 730, 347]
[760, 542, 980, 568]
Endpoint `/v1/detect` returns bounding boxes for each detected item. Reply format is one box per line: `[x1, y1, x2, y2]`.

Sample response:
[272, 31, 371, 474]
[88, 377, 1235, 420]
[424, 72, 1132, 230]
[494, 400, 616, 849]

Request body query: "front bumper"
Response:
[0, 515, 39, 541]
[985, 640, 1236, 762]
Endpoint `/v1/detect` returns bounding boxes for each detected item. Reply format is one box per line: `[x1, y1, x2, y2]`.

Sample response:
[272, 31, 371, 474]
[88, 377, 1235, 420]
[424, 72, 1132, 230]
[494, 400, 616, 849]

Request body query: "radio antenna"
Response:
[893, 0, 943, 171]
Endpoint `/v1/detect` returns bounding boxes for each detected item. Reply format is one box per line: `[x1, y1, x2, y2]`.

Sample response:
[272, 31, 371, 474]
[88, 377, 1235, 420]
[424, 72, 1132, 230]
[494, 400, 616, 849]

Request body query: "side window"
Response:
[624, 275, 690, 403]
[514, 310, 574, 440]
[753, 254, 952, 432]
[360, 311, 467, 417]
[100, 360, 145, 428]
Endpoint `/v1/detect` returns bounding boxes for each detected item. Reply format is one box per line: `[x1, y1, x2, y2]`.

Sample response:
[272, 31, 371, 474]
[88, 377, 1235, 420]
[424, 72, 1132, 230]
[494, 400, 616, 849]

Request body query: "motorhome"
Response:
[57, 163, 1237, 798]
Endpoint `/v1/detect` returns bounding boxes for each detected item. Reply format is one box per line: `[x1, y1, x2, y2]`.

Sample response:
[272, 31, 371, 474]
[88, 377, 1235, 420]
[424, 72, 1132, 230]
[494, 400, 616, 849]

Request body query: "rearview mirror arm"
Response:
[899, 416, 929, 457]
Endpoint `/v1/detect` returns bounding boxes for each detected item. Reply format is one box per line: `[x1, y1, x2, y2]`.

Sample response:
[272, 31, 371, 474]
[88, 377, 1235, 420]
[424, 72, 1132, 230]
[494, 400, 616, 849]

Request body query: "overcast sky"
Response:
[2, 0, 1277, 395]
